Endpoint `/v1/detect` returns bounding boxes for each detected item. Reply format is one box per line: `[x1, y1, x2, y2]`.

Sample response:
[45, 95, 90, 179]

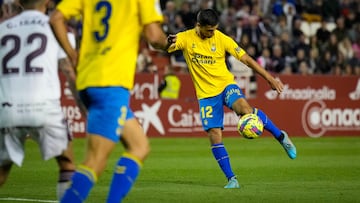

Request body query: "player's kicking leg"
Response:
[252, 108, 297, 159]
[232, 99, 297, 159]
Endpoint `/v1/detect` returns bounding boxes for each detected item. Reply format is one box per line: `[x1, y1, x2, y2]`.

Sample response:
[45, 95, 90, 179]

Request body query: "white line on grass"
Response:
[0, 197, 58, 202]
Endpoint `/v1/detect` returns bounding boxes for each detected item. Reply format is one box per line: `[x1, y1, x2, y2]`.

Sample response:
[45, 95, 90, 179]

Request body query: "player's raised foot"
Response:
[280, 130, 297, 159]
[224, 176, 240, 189]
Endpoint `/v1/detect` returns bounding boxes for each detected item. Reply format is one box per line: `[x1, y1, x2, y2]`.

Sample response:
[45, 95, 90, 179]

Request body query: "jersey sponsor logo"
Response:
[191, 53, 216, 65]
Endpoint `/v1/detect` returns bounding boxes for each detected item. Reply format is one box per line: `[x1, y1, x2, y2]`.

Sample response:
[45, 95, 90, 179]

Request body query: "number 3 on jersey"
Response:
[94, 1, 112, 42]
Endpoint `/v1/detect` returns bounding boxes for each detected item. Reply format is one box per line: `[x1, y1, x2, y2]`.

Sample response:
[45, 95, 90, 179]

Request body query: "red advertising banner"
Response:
[60, 72, 360, 138]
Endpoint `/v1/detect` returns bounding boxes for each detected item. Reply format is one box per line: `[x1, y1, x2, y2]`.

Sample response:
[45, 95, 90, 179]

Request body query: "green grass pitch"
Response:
[0, 136, 360, 203]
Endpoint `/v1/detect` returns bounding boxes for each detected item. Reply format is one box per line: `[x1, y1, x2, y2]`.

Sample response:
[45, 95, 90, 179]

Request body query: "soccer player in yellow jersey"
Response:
[50, 0, 171, 202]
[168, 9, 297, 188]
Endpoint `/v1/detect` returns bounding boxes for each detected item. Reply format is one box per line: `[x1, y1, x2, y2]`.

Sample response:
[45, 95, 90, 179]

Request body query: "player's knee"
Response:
[232, 99, 252, 115]
[137, 141, 151, 161]
[128, 140, 150, 162]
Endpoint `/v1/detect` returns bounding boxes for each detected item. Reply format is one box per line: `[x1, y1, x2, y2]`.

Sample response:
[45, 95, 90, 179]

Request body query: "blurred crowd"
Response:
[1, 0, 359, 76]
[140, 0, 360, 76]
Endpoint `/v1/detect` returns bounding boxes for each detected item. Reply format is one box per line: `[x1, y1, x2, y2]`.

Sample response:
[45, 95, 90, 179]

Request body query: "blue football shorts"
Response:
[79, 87, 134, 142]
[198, 84, 245, 131]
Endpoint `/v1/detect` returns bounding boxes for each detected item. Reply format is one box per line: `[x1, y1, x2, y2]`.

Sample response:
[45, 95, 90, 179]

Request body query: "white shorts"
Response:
[0, 101, 72, 167]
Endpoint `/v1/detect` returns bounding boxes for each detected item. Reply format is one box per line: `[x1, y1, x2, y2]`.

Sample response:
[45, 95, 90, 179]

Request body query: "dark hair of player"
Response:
[196, 9, 219, 26]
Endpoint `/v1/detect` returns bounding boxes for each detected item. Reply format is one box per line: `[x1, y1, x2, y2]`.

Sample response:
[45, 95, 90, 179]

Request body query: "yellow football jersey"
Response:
[168, 29, 246, 99]
[57, 0, 163, 90]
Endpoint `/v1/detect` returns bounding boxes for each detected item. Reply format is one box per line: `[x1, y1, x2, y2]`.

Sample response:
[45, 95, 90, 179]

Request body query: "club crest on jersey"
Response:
[211, 44, 216, 52]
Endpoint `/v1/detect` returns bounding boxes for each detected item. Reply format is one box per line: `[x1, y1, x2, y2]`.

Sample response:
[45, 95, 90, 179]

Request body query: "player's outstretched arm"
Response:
[143, 23, 174, 50]
[240, 53, 284, 94]
[50, 10, 78, 67]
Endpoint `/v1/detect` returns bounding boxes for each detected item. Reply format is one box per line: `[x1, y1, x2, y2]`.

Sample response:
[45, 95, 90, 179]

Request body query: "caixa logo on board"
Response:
[301, 99, 360, 137]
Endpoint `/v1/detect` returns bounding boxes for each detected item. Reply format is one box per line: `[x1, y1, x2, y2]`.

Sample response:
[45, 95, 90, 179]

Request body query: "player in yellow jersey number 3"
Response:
[50, 0, 172, 202]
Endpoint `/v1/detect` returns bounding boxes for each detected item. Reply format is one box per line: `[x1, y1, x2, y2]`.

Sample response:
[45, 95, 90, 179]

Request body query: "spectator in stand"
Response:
[332, 17, 348, 41]
[332, 64, 343, 76]
[338, 37, 355, 62]
[256, 48, 272, 70]
[340, 0, 353, 18]
[282, 63, 293, 75]
[293, 33, 310, 58]
[273, 15, 291, 37]
[316, 50, 334, 74]
[258, 0, 272, 16]
[316, 20, 331, 44]
[228, 0, 245, 11]
[272, 0, 287, 17]
[178, 1, 196, 29]
[279, 31, 294, 58]
[352, 37, 360, 59]
[322, 0, 340, 22]
[291, 48, 307, 74]
[323, 33, 339, 59]
[220, 5, 237, 34]
[136, 48, 155, 73]
[298, 61, 310, 76]
[309, 36, 321, 56]
[354, 64, 360, 76]
[258, 15, 275, 38]
[271, 44, 286, 73]
[162, 13, 174, 35]
[292, 18, 304, 42]
[283, 1, 297, 32]
[308, 48, 320, 74]
[335, 51, 347, 71]
[235, 3, 250, 21]
[343, 8, 357, 30]
[343, 63, 354, 76]
[256, 33, 272, 56]
[163, 0, 177, 27]
[233, 16, 245, 44]
[239, 34, 252, 51]
[243, 15, 261, 46]
[348, 19, 360, 43]
[173, 13, 187, 33]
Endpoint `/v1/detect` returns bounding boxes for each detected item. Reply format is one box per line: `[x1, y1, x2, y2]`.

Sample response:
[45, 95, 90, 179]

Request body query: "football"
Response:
[237, 114, 264, 139]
